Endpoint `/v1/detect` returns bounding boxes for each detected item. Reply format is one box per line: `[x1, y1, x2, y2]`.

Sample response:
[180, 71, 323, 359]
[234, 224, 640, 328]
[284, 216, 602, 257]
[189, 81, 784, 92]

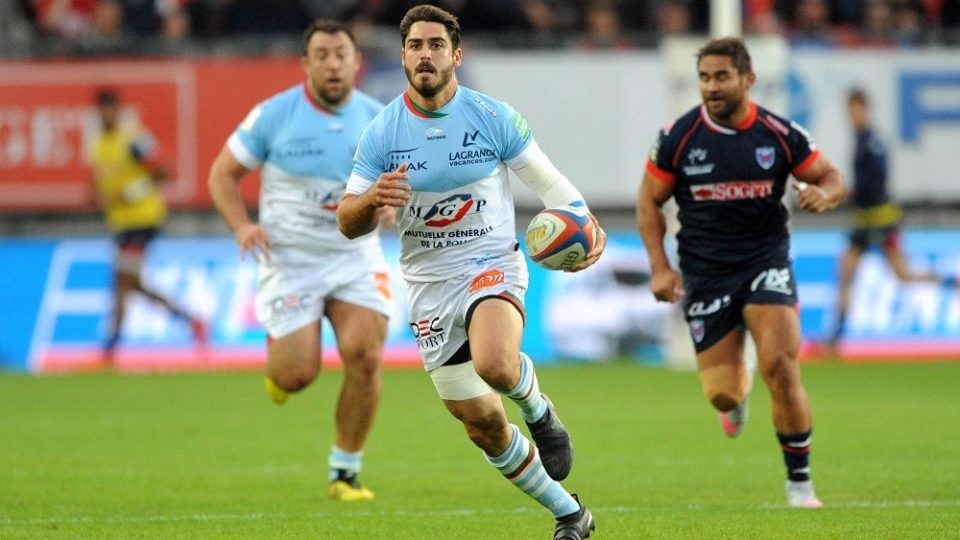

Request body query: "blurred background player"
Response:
[636, 37, 845, 508]
[828, 87, 955, 355]
[338, 6, 605, 539]
[207, 20, 391, 502]
[89, 88, 206, 362]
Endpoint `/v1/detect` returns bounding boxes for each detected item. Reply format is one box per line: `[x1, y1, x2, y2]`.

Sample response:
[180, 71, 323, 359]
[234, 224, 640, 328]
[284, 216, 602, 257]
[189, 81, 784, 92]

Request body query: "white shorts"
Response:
[407, 250, 528, 372]
[255, 247, 392, 339]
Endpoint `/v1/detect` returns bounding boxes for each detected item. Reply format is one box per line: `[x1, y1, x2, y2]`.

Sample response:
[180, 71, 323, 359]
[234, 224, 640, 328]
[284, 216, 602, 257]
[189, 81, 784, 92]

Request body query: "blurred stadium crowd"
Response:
[2, 0, 960, 58]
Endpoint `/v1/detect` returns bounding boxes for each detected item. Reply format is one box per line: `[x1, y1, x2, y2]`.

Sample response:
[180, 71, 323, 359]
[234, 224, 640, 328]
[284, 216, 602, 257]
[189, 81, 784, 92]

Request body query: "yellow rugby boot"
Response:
[328, 474, 375, 502]
[264, 375, 289, 405]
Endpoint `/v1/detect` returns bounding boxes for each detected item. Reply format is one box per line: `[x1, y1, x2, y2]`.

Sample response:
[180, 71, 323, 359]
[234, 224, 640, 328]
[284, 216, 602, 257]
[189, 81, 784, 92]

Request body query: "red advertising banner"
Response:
[0, 58, 304, 211]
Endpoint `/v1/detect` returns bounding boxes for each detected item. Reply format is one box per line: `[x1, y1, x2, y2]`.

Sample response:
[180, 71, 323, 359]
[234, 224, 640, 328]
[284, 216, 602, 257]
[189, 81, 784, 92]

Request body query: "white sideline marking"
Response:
[2, 500, 958, 527]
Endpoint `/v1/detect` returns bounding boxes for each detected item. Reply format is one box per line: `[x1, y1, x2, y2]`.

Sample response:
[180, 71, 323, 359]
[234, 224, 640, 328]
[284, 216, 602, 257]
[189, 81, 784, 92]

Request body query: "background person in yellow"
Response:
[89, 89, 206, 361]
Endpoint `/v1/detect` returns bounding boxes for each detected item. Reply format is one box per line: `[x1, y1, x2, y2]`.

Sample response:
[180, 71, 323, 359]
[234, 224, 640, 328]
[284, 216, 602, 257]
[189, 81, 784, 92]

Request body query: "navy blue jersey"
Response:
[646, 103, 820, 275]
[851, 126, 889, 209]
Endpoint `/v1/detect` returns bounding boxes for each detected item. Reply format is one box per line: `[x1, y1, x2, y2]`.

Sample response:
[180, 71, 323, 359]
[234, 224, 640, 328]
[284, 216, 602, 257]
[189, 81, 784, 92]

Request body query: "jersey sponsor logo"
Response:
[756, 146, 776, 170]
[750, 267, 793, 295]
[468, 269, 505, 293]
[409, 316, 446, 350]
[690, 180, 774, 201]
[684, 164, 715, 175]
[408, 193, 488, 228]
[683, 147, 714, 175]
[690, 318, 705, 343]
[403, 224, 494, 247]
[462, 129, 480, 147]
[448, 147, 497, 167]
[278, 137, 325, 159]
[387, 147, 427, 171]
[687, 295, 731, 317]
[473, 95, 499, 117]
[319, 186, 344, 211]
[426, 127, 446, 140]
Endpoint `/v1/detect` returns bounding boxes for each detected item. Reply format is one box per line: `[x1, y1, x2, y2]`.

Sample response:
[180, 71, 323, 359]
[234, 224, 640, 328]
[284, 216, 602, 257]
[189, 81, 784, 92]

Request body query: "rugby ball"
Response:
[525, 205, 596, 271]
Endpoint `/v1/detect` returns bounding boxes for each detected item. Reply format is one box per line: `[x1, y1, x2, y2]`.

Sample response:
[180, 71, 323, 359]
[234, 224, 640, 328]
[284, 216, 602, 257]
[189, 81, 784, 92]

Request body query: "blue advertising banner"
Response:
[1, 230, 958, 373]
[793, 230, 960, 359]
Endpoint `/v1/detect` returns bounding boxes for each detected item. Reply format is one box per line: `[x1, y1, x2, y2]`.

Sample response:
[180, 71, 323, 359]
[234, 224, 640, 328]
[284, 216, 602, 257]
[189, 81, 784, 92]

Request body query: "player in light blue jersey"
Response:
[338, 6, 605, 539]
[208, 20, 391, 502]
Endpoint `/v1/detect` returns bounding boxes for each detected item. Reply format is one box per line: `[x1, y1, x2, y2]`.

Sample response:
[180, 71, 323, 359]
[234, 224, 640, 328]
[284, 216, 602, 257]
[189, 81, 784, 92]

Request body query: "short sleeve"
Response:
[497, 102, 533, 162]
[787, 119, 820, 175]
[351, 122, 386, 182]
[227, 102, 270, 170]
[645, 126, 678, 184]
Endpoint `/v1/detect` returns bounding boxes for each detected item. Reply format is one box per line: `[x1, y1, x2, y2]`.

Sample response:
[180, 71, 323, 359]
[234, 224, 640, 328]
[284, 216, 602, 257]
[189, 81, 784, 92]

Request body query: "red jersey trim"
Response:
[792, 149, 820, 176]
[736, 103, 758, 130]
[671, 116, 704, 170]
[699, 102, 758, 134]
[645, 160, 676, 184]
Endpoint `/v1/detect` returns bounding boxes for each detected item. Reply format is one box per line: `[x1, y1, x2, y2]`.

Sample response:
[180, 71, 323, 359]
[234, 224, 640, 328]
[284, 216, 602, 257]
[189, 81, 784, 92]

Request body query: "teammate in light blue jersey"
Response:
[209, 20, 391, 503]
[338, 6, 606, 539]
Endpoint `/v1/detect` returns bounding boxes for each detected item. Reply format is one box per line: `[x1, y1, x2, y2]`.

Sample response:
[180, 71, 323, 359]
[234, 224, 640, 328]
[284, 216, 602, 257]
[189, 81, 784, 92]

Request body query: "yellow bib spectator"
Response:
[90, 112, 167, 232]
[89, 89, 205, 363]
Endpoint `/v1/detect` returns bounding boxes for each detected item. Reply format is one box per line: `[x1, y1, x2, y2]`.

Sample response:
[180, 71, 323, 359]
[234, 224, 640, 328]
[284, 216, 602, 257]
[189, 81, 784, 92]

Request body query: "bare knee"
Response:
[340, 342, 383, 384]
[760, 352, 800, 397]
[267, 347, 320, 392]
[706, 389, 741, 412]
[471, 351, 516, 391]
[267, 362, 319, 393]
[460, 410, 510, 451]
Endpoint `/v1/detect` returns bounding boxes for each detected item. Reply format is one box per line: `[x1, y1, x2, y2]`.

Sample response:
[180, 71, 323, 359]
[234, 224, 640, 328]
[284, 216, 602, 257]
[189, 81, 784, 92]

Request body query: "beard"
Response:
[705, 91, 744, 120]
[308, 76, 350, 107]
[717, 97, 741, 119]
[405, 63, 453, 98]
[318, 83, 348, 107]
[319, 87, 347, 106]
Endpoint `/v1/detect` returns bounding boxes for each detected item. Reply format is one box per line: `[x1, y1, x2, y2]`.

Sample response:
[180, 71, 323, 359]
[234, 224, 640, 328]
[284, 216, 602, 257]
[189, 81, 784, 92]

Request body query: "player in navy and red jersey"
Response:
[636, 37, 845, 508]
[828, 88, 955, 355]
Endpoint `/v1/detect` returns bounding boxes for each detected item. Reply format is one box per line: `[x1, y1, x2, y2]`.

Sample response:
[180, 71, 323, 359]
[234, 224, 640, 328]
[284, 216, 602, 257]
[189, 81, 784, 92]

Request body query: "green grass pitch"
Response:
[1, 361, 958, 539]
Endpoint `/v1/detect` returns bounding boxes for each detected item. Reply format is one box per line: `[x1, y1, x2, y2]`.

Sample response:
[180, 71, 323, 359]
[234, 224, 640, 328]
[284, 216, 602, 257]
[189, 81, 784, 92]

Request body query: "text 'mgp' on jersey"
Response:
[646, 102, 821, 276]
[227, 83, 384, 264]
[347, 86, 535, 282]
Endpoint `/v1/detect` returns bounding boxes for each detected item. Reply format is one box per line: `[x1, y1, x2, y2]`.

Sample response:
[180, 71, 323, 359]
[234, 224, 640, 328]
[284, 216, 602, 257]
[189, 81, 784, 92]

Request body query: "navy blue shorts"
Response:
[114, 227, 159, 253]
[681, 257, 798, 353]
[850, 225, 900, 252]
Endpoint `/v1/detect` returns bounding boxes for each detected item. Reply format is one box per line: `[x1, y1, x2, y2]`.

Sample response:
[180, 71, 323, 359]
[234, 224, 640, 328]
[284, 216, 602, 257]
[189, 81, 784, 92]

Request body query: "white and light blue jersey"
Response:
[348, 86, 536, 282]
[228, 83, 384, 265]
